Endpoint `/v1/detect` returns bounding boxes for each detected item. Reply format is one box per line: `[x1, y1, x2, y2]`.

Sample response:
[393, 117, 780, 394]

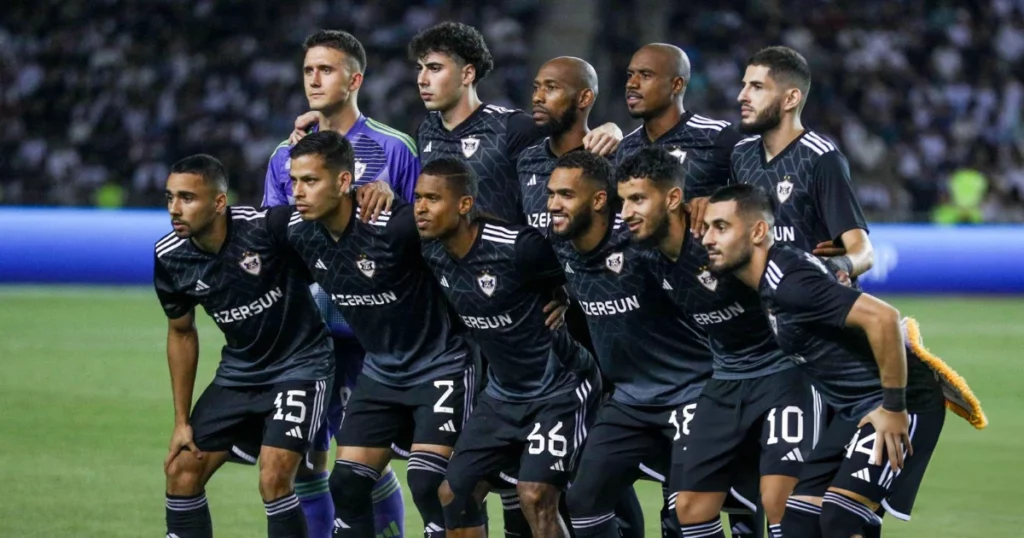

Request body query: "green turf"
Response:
[0, 287, 1020, 537]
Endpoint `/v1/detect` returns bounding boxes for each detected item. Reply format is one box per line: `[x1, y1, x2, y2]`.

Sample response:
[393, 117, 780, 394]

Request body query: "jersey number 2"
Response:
[273, 390, 307, 424]
[434, 380, 455, 414]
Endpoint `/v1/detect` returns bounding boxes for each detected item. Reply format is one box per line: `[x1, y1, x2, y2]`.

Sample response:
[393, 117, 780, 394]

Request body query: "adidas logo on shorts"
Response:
[851, 468, 871, 482]
[549, 460, 565, 472]
[285, 426, 303, 439]
[781, 448, 804, 462]
[438, 420, 456, 432]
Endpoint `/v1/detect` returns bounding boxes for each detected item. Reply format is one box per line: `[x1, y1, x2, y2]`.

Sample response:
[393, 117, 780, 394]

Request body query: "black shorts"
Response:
[672, 368, 825, 493]
[446, 374, 601, 492]
[192, 379, 330, 461]
[335, 365, 478, 449]
[794, 410, 945, 524]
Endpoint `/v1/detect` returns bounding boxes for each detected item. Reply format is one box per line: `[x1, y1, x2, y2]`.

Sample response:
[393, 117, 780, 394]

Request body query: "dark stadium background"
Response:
[1, 1, 1022, 537]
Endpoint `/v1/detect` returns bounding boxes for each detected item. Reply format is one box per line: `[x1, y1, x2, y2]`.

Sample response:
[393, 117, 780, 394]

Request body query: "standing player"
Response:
[267, 131, 475, 538]
[732, 46, 873, 282]
[614, 43, 743, 237]
[414, 157, 601, 538]
[263, 29, 411, 538]
[545, 151, 708, 538]
[616, 147, 821, 538]
[520, 55, 648, 538]
[518, 56, 601, 228]
[701, 184, 946, 537]
[156, 155, 334, 537]
[409, 22, 621, 224]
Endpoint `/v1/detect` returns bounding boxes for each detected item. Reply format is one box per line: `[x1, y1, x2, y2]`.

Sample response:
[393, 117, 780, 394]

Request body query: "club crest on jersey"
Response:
[606, 252, 624, 274]
[669, 147, 687, 163]
[777, 175, 794, 203]
[461, 137, 480, 158]
[239, 251, 262, 276]
[354, 160, 367, 181]
[356, 255, 376, 278]
[477, 271, 497, 297]
[697, 266, 718, 291]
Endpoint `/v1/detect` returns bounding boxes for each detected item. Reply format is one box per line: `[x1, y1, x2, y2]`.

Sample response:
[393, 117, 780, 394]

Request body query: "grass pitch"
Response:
[0, 287, 1020, 537]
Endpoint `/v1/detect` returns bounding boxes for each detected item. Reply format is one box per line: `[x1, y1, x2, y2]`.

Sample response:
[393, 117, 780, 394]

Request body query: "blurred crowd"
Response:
[2, 0, 1022, 223]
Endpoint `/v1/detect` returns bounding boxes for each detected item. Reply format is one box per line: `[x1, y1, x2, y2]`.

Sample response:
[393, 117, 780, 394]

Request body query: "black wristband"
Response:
[831, 255, 853, 276]
[882, 387, 907, 412]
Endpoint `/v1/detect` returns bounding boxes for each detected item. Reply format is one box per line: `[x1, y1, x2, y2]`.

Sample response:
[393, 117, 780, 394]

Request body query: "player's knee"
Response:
[438, 480, 456, 506]
[820, 495, 877, 538]
[564, 484, 590, 516]
[258, 462, 297, 500]
[673, 491, 726, 525]
[760, 486, 791, 524]
[165, 451, 205, 495]
[408, 465, 447, 510]
[441, 483, 484, 530]
[328, 460, 377, 516]
[516, 482, 559, 515]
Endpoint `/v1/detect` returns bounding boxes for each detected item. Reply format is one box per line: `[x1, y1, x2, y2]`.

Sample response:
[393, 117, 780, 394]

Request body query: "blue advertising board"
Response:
[1, 208, 1022, 293]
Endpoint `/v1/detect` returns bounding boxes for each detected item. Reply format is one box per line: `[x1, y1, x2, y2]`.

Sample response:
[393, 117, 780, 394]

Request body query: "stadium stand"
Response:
[1, 0, 1021, 222]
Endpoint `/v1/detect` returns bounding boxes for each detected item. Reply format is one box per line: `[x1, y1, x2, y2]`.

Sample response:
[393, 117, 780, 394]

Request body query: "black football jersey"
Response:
[417, 104, 542, 224]
[613, 111, 743, 200]
[731, 131, 869, 254]
[759, 243, 943, 420]
[552, 218, 709, 407]
[517, 139, 588, 230]
[153, 206, 334, 387]
[267, 203, 470, 388]
[420, 219, 594, 402]
[646, 229, 794, 380]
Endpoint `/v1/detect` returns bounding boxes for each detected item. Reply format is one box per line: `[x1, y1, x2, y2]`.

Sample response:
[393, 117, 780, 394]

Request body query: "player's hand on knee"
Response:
[289, 111, 322, 144]
[583, 122, 623, 157]
[165, 423, 202, 472]
[356, 181, 395, 223]
[859, 405, 913, 470]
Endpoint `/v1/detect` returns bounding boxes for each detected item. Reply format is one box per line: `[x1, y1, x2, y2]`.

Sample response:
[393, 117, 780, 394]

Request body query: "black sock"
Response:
[728, 513, 757, 537]
[500, 491, 532, 537]
[265, 492, 307, 538]
[662, 488, 680, 538]
[679, 517, 725, 538]
[166, 492, 213, 538]
[769, 522, 783, 538]
[407, 451, 449, 538]
[781, 498, 822, 538]
[330, 459, 380, 538]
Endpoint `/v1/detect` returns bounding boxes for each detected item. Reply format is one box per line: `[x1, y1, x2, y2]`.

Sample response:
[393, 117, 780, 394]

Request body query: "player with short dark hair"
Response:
[263, 29, 412, 538]
[546, 150, 704, 538]
[702, 184, 946, 538]
[265, 131, 475, 538]
[156, 154, 335, 538]
[732, 46, 873, 283]
[614, 43, 744, 238]
[616, 147, 820, 538]
[415, 157, 601, 538]
[410, 22, 622, 225]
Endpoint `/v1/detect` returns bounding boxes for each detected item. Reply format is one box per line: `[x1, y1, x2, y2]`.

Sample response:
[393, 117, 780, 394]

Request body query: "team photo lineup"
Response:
[147, 17, 994, 538]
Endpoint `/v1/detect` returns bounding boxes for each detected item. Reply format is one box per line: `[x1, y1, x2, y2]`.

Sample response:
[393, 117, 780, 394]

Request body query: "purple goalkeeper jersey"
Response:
[263, 115, 421, 206]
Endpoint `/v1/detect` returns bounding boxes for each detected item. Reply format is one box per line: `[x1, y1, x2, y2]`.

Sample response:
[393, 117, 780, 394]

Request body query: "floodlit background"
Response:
[2, 1, 1023, 536]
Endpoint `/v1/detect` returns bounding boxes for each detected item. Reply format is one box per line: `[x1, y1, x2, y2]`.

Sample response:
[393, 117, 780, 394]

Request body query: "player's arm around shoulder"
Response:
[515, 226, 569, 328]
[810, 149, 874, 277]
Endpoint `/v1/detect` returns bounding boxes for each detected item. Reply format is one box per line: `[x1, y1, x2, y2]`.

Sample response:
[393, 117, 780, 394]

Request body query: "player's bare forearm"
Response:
[839, 229, 873, 277]
[845, 295, 906, 389]
[166, 312, 199, 425]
